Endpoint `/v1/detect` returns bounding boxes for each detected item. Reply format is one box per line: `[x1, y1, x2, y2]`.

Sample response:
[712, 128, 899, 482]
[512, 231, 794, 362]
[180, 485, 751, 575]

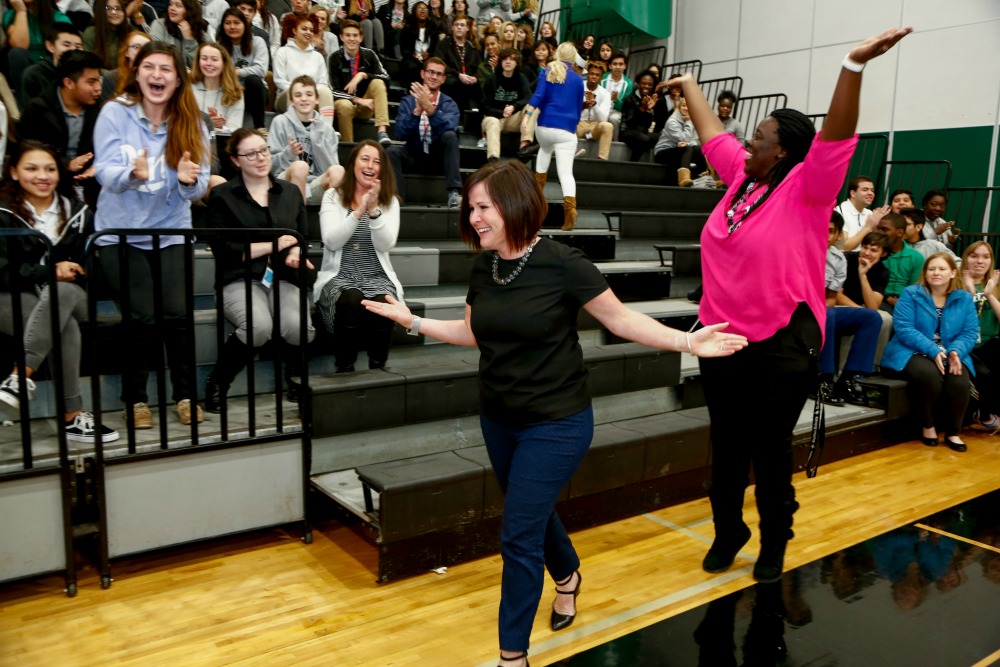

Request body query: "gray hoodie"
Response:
[267, 107, 340, 181]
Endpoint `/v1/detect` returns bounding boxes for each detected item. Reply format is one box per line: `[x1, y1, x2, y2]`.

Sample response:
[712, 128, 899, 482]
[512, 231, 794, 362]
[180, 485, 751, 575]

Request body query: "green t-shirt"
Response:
[882, 244, 924, 298]
[3, 9, 73, 62]
[972, 284, 1000, 347]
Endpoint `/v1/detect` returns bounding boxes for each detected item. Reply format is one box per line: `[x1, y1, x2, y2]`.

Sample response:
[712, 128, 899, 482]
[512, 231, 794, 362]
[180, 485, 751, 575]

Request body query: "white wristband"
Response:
[407, 315, 422, 336]
[685, 331, 694, 355]
[842, 54, 865, 73]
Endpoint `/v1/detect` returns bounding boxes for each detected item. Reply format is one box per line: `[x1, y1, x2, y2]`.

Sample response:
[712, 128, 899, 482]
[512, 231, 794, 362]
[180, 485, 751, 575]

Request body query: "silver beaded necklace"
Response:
[492, 237, 540, 285]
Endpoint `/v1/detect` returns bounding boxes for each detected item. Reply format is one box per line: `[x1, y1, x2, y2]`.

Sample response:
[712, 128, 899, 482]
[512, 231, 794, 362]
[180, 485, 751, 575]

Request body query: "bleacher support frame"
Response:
[839, 134, 890, 203]
[663, 59, 702, 81]
[876, 160, 952, 207]
[536, 6, 571, 42]
[629, 46, 667, 76]
[947, 186, 1000, 253]
[697, 77, 744, 112]
[733, 93, 788, 139]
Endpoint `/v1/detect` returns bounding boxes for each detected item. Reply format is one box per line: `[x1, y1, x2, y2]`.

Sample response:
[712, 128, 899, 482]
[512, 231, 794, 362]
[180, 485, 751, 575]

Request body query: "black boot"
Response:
[832, 372, 866, 405]
[281, 341, 308, 403]
[753, 497, 799, 583]
[334, 324, 360, 373]
[703, 486, 752, 574]
[206, 334, 251, 413]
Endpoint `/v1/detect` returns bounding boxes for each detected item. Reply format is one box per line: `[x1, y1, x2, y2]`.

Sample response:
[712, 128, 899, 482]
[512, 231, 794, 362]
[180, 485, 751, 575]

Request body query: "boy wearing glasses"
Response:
[267, 74, 345, 204]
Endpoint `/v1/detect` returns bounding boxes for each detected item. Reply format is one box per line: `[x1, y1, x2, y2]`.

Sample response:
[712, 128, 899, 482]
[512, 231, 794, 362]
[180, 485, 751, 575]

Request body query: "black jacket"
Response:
[18, 86, 102, 171]
[327, 47, 390, 99]
[205, 175, 317, 291]
[434, 37, 481, 88]
[399, 22, 440, 64]
[621, 90, 671, 135]
[0, 197, 92, 293]
[19, 57, 57, 106]
[481, 70, 531, 118]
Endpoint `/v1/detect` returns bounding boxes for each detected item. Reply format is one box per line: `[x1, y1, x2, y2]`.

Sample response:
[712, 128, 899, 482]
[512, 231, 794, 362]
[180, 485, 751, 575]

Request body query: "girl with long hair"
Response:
[375, 0, 407, 58]
[398, 2, 439, 88]
[0, 141, 119, 444]
[215, 7, 268, 129]
[273, 13, 335, 125]
[521, 42, 584, 231]
[961, 241, 1000, 430]
[498, 21, 517, 52]
[308, 4, 340, 56]
[92, 42, 211, 429]
[316, 140, 401, 373]
[101, 29, 151, 100]
[523, 39, 550, 90]
[4, 0, 73, 90]
[538, 20, 557, 48]
[83, 0, 133, 69]
[149, 0, 208, 67]
[190, 42, 245, 135]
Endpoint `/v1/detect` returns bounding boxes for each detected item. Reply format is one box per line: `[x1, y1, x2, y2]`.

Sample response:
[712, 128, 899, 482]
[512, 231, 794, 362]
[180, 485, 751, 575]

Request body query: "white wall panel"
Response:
[738, 0, 813, 59]
[808, 44, 899, 134]
[902, 0, 1000, 32]
[893, 22, 1000, 130]
[698, 60, 738, 81]
[736, 51, 812, 110]
[812, 0, 904, 47]
[675, 0, 740, 62]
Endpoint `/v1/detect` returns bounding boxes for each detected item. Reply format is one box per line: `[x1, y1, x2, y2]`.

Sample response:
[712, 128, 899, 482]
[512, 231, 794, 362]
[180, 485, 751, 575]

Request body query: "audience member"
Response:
[480, 48, 532, 161]
[574, 33, 593, 62]
[654, 74, 682, 115]
[83, 0, 133, 70]
[599, 51, 631, 139]
[654, 97, 706, 187]
[497, 21, 517, 52]
[309, 5, 340, 55]
[20, 24, 82, 106]
[214, 7, 267, 130]
[476, 32, 499, 90]
[537, 20, 556, 48]
[523, 39, 550, 90]
[92, 41, 211, 428]
[101, 29, 150, 101]
[328, 18, 392, 145]
[204, 128, 317, 412]
[347, 0, 384, 53]
[515, 23, 532, 61]
[273, 13, 335, 125]
[190, 42, 245, 136]
[596, 41, 613, 70]
[521, 42, 583, 231]
[902, 208, 958, 263]
[961, 241, 1000, 431]
[509, 0, 536, 26]
[267, 75, 344, 205]
[881, 253, 978, 452]
[836, 230, 894, 363]
[820, 211, 882, 405]
[375, 0, 407, 58]
[388, 57, 462, 207]
[877, 211, 924, 313]
[619, 69, 669, 162]
[474, 0, 509, 35]
[837, 175, 878, 251]
[317, 140, 401, 373]
[922, 189, 959, 247]
[427, 0, 447, 40]
[434, 14, 481, 111]
[244, 0, 281, 58]
[397, 2, 439, 88]
[442, 0, 469, 37]
[4, 0, 74, 94]
[888, 188, 914, 213]
[716, 90, 744, 142]
[0, 141, 119, 443]
[149, 0, 208, 67]
[577, 61, 613, 160]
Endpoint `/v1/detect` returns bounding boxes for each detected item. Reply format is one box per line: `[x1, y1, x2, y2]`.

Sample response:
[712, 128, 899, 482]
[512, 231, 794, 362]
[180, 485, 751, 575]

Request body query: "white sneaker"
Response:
[576, 148, 587, 157]
[476, 138, 487, 149]
[65, 412, 120, 444]
[0, 374, 35, 410]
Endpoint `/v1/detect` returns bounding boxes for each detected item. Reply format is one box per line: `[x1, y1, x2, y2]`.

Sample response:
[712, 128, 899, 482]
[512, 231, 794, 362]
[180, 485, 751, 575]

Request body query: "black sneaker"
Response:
[0, 373, 35, 410]
[65, 412, 120, 444]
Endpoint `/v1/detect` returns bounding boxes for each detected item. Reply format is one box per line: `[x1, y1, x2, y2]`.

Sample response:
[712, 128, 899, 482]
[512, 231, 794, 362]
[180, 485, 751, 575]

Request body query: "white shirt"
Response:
[836, 199, 871, 249]
[25, 197, 65, 243]
[580, 84, 611, 124]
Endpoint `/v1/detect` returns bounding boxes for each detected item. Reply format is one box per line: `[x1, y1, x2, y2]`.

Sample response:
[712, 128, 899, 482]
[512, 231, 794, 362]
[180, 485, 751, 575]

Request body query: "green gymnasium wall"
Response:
[561, 0, 672, 42]
[890, 126, 995, 189]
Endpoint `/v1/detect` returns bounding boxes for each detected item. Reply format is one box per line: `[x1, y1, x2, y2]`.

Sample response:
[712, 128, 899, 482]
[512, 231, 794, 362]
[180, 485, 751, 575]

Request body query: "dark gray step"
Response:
[610, 211, 710, 240]
[576, 182, 725, 212]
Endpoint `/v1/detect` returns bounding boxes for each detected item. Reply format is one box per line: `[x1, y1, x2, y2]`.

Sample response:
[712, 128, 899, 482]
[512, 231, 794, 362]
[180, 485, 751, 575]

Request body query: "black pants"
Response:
[897, 354, 971, 436]
[620, 128, 658, 162]
[242, 74, 268, 129]
[442, 79, 480, 112]
[333, 289, 393, 369]
[98, 244, 195, 404]
[699, 303, 820, 548]
[654, 145, 707, 175]
[387, 132, 462, 202]
[971, 337, 1000, 416]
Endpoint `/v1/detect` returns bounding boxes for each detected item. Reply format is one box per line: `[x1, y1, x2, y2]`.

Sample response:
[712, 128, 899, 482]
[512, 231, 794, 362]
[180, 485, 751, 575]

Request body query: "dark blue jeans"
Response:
[821, 306, 882, 375]
[480, 405, 594, 652]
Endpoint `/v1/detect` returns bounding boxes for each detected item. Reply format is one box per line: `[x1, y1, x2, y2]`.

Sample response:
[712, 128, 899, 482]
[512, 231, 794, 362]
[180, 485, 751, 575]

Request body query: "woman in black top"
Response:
[362, 159, 746, 667]
[397, 2, 439, 88]
[204, 128, 317, 412]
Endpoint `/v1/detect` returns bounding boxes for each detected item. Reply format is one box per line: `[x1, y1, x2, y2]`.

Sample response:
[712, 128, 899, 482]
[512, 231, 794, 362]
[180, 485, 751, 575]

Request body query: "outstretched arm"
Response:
[822, 27, 912, 141]
[362, 296, 477, 347]
[662, 74, 724, 146]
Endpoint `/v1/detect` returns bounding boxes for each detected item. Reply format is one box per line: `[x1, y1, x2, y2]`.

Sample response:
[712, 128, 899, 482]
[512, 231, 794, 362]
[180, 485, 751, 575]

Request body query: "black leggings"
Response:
[655, 145, 707, 175]
[898, 354, 971, 436]
[971, 336, 1000, 416]
[333, 289, 394, 368]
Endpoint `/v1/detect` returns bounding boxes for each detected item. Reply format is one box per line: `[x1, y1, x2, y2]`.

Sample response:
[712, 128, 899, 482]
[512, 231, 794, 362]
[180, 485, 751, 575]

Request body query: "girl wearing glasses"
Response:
[203, 128, 317, 411]
[83, 0, 134, 69]
[101, 29, 151, 101]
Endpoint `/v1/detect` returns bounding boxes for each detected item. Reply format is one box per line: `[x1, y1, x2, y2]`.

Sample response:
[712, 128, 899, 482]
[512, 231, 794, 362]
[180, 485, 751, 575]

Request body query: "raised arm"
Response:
[822, 27, 911, 141]
[663, 73, 724, 146]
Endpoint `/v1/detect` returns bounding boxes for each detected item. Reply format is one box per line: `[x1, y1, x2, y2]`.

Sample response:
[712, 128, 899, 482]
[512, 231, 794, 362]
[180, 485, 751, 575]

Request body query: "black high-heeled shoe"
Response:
[550, 570, 582, 631]
[921, 435, 939, 447]
[945, 438, 967, 452]
[497, 651, 529, 667]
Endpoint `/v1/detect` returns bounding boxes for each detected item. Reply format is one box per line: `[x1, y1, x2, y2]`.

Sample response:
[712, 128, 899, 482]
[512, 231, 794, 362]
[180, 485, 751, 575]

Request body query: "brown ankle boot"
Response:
[562, 196, 577, 231]
[534, 171, 548, 192]
[677, 167, 693, 187]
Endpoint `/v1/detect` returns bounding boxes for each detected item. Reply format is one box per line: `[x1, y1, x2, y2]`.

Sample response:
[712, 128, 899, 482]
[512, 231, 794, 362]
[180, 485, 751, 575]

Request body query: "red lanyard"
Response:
[351, 53, 360, 77]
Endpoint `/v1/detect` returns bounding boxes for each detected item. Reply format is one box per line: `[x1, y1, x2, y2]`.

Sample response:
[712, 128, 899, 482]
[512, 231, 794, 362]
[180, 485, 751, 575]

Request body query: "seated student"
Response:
[476, 32, 499, 90]
[497, 20, 517, 52]
[273, 13, 336, 126]
[653, 97, 705, 187]
[204, 128, 317, 411]
[0, 141, 119, 444]
[4, 0, 74, 95]
[836, 230, 894, 363]
[515, 23, 532, 63]
[716, 90, 744, 143]
[837, 175, 879, 251]
[20, 24, 83, 107]
[18, 50, 103, 205]
[473, 0, 508, 36]
[509, 0, 536, 27]
[309, 5, 341, 56]
[922, 189, 959, 247]
[654, 72, 683, 116]
[523, 39, 550, 91]
[598, 51, 632, 140]
[820, 211, 884, 405]
[902, 208, 958, 263]
[83, 0, 134, 71]
[215, 7, 268, 131]
[888, 188, 915, 214]
[101, 30, 150, 102]
[877, 212, 924, 314]
[267, 75, 345, 205]
[241, 0, 281, 59]
[434, 14, 481, 112]
[328, 19, 392, 145]
[961, 241, 1000, 431]
[376, 0, 408, 59]
[577, 61, 613, 160]
[387, 57, 462, 208]
[480, 47, 532, 161]
[619, 69, 670, 162]
[595, 41, 613, 71]
[881, 253, 979, 452]
[190, 43, 245, 136]
[347, 0, 384, 54]
[397, 2, 439, 89]
[149, 0, 209, 68]
[427, 0, 448, 40]
[537, 19, 557, 49]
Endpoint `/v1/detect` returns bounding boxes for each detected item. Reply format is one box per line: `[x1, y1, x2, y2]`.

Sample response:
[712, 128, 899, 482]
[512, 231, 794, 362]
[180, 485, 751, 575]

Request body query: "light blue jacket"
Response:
[93, 100, 211, 250]
[881, 284, 979, 375]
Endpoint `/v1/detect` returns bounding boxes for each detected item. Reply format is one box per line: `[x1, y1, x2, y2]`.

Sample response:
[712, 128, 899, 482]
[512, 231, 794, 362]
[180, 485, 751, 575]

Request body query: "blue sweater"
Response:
[394, 91, 460, 153]
[881, 284, 979, 375]
[528, 63, 584, 134]
[93, 100, 210, 250]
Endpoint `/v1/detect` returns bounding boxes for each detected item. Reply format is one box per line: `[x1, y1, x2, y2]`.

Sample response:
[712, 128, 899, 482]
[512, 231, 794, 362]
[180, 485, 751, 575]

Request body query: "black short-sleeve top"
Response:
[466, 238, 610, 424]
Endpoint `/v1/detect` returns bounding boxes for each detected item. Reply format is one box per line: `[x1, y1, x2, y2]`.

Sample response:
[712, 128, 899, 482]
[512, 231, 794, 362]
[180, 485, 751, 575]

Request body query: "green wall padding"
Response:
[563, 0, 672, 42]
[890, 126, 993, 190]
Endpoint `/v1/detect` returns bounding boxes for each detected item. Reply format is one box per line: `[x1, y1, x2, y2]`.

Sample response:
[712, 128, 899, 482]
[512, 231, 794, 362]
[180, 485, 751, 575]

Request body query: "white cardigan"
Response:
[316, 190, 403, 303]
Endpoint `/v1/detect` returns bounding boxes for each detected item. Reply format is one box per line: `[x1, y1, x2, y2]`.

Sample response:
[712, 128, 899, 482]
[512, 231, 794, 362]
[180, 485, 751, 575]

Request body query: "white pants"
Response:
[534, 125, 577, 197]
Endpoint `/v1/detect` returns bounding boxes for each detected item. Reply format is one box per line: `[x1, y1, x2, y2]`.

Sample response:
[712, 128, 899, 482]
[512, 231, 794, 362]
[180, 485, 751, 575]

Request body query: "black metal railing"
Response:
[697, 76, 744, 113]
[947, 186, 1000, 254]
[663, 59, 702, 81]
[629, 46, 667, 76]
[83, 228, 313, 589]
[732, 93, 787, 139]
[805, 113, 826, 130]
[0, 226, 76, 596]
[875, 160, 952, 207]
[598, 31, 634, 55]
[839, 134, 889, 203]
[536, 6, 571, 42]
[565, 19, 599, 44]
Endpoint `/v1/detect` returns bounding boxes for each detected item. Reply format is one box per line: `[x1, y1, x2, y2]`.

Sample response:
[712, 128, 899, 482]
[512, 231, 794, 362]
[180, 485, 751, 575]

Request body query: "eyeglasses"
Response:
[106, 5, 124, 13]
[127, 42, 146, 51]
[424, 69, 446, 77]
[236, 147, 270, 160]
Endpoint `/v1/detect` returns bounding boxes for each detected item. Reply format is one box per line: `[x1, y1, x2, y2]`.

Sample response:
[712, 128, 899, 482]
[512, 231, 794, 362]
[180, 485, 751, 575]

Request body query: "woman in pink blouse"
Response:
[666, 27, 911, 584]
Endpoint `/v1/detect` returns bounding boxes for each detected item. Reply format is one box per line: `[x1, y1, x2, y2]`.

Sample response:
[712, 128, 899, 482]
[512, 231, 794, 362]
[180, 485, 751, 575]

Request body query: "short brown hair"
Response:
[339, 18, 361, 35]
[460, 160, 547, 253]
[919, 252, 962, 294]
[498, 47, 520, 67]
[424, 56, 446, 71]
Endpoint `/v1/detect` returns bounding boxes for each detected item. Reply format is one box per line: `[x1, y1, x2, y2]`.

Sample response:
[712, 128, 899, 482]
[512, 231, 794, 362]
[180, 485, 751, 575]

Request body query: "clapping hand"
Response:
[359, 178, 381, 215]
[208, 106, 226, 129]
[687, 322, 749, 358]
[867, 204, 890, 229]
[288, 135, 304, 156]
[848, 26, 913, 65]
[410, 82, 433, 113]
[68, 152, 93, 174]
[177, 150, 200, 185]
